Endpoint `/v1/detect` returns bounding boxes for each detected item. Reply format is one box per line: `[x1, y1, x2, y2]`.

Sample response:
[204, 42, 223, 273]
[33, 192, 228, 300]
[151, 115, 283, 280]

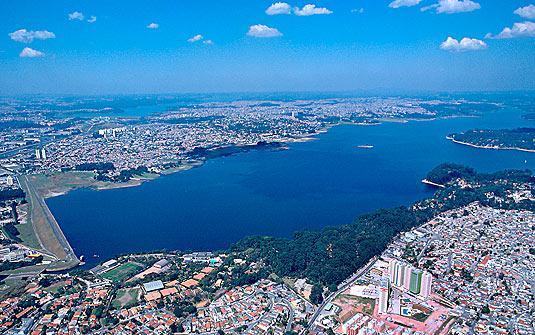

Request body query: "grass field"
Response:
[19, 175, 69, 260]
[112, 288, 140, 309]
[14, 220, 42, 251]
[0, 277, 29, 300]
[101, 262, 144, 282]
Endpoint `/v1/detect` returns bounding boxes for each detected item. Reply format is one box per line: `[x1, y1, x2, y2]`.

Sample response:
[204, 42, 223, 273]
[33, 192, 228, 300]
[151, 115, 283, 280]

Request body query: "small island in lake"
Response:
[447, 128, 535, 153]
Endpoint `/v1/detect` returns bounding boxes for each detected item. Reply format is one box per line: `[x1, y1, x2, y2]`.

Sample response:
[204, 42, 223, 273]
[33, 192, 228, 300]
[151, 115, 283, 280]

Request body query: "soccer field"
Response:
[101, 262, 143, 282]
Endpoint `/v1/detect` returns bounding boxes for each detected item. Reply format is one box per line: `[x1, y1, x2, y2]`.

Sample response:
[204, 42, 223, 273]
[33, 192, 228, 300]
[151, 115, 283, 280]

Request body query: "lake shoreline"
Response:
[447, 136, 535, 153]
[27, 112, 525, 270]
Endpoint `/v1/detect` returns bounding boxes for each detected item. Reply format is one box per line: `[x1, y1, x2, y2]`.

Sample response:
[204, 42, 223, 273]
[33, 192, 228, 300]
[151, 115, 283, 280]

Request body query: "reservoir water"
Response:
[46, 108, 534, 265]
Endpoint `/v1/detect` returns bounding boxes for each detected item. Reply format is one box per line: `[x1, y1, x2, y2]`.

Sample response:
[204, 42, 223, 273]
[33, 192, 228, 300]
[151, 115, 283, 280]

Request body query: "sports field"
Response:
[101, 262, 144, 282]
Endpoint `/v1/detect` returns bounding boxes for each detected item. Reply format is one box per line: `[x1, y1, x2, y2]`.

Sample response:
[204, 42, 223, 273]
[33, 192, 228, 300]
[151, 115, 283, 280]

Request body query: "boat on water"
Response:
[356, 145, 374, 149]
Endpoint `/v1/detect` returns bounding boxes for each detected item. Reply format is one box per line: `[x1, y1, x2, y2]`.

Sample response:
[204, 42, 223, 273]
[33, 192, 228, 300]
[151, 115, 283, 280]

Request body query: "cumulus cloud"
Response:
[87, 16, 97, 23]
[514, 4, 535, 19]
[68, 11, 85, 21]
[9, 29, 55, 43]
[422, 0, 480, 14]
[187, 34, 213, 44]
[147, 23, 159, 29]
[486, 21, 535, 39]
[19, 47, 44, 58]
[188, 34, 203, 43]
[247, 24, 282, 38]
[440, 36, 487, 51]
[294, 4, 333, 16]
[388, 0, 423, 9]
[189, 34, 206, 43]
[351, 8, 365, 14]
[266, 2, 292, 15]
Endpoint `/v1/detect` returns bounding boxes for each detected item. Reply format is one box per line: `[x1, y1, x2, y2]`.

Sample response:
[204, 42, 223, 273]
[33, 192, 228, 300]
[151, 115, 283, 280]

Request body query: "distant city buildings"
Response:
[0, 97, 455, 179]
[34, 147, 46, 161]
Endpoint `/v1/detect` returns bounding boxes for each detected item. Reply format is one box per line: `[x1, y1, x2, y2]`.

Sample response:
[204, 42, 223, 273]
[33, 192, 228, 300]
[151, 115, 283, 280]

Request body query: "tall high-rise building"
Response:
[389, 259, 432, 298]
[396, 263, 407, 287]
[409, 269, 423, 295]
[403, 266, 412, 291]
[388, 260, 397, 283]
[420, 272, 433, 298]
[40, 148, 47, 160]
[378, 277, 390, 314]
[35, 148, 41, 160]
[389, 259, 411, 289]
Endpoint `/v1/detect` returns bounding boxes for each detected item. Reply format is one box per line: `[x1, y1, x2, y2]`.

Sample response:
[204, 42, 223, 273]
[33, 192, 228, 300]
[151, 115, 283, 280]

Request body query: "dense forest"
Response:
[232, 207, 418, 288]
[190, 142, 283, 160]
[0, 188, 25, 202]
[230, 163, 534, 288]
[75, 162, 115, 172]
[422, 163, 534, 213]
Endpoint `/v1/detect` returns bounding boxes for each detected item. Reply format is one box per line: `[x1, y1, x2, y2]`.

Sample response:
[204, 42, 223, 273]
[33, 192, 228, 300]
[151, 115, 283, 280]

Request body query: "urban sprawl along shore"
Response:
[0, 96, 533, 334]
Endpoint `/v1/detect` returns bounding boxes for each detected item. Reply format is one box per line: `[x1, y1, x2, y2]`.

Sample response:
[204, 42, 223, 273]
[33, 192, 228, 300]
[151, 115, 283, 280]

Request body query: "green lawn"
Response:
[0, 277, 29, 300]
[101, 262, 143, 282]
[14, 221, 42, 251]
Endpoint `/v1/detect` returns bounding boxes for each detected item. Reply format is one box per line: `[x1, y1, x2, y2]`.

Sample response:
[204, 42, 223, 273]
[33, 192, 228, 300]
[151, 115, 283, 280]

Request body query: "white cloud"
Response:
[87, 16, 97, 23]
[9, 29, 55, 43]
[203, 39, 213, 45]
[294, 4, 333, 16]
[19, 47, 44, 58]
[514, 5, 535, 19]
[147, 23, 159, 29]
[266, 2, 292, 15]
[423, 0, 480, 14]
[351, 8, 365, 14]
[388, 0, 422, 9]
[440, 36, 487, 51]
[486, 21, 535, 39]
[267, 3, 333, 16]
[247, 24, 282, 38]
[68, 11, 85, 21]
[188, 34, 204, 43]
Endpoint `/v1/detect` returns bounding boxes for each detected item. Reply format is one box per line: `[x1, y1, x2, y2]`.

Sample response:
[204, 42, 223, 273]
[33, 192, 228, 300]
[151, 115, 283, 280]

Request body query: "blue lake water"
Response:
[46, 108, 534, 265]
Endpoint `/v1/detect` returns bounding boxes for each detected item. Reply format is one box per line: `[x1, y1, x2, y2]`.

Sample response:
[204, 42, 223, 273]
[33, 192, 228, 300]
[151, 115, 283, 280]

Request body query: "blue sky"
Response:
[0, 0, 534, 94]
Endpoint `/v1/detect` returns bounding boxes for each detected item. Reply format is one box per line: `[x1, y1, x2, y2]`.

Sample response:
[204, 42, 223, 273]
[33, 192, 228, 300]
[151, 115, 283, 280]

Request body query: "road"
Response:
[282, 298, 295, 332]
[305, 256, 378, 333]
[417, 233, 440, 263]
